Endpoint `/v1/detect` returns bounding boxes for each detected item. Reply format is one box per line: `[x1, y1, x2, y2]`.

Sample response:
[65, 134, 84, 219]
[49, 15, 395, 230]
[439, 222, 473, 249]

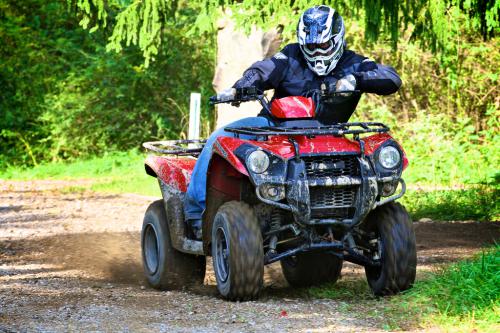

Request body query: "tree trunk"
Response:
[213, 16, 282, 128]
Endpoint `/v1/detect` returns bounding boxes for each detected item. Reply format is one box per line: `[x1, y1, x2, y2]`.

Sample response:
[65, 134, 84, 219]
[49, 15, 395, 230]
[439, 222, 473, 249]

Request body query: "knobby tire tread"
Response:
[142, 200, 205, 290]
[213, 201, 264, 301]
[364, 202, 416, 296]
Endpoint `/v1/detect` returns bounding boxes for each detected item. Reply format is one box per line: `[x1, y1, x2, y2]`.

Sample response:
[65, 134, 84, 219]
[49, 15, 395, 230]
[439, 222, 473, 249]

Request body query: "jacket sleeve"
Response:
[353, 60, 402, 95]
[232, 46, 290, 91]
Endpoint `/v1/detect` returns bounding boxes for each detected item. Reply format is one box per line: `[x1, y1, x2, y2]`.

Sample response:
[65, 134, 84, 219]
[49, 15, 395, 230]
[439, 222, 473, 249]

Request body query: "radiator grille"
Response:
[302, 155, 359, 178]
[309, 186, 356, 208]
[310, 207, 355, 219]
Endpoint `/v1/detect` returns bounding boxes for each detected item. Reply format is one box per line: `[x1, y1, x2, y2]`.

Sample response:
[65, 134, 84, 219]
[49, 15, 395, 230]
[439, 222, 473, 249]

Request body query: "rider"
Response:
[184, 5, 402, 239]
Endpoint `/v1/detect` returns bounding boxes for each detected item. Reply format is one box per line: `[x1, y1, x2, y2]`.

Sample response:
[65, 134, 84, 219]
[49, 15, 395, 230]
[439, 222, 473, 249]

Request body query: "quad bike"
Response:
[141, 87, 416, 300]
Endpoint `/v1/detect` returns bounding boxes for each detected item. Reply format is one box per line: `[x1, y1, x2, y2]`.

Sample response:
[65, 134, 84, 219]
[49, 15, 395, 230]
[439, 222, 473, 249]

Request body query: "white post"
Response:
[188, 92, 201, 140]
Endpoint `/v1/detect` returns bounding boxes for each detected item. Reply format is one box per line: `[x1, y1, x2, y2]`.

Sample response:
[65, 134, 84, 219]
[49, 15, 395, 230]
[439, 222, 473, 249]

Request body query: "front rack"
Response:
[142, 139, 206, 156]
[143, 123, 389, 156]
[224, 122, 390, 138]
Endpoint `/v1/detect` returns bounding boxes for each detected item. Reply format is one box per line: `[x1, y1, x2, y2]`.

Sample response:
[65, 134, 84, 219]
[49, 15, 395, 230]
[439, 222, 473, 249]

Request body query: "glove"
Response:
[217, 88, 236, 102]
[358, 59, 378, 72]
[335, 74, 357, 92]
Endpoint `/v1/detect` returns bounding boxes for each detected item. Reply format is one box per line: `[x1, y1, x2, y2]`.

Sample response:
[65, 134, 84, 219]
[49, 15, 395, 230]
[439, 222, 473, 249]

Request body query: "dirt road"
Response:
[1, 180, 498, 332]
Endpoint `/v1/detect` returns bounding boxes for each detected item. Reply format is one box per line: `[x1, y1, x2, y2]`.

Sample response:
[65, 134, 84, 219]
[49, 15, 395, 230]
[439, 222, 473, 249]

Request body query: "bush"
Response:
[0, 0, 214, 166]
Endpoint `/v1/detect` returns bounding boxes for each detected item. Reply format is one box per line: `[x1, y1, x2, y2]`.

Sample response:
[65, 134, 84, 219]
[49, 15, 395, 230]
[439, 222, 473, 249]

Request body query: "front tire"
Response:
[364, 202, 416, 296]
[211, 201, 264, 301]
[281, 253, 343, 288]
[141, 200, 205, 290]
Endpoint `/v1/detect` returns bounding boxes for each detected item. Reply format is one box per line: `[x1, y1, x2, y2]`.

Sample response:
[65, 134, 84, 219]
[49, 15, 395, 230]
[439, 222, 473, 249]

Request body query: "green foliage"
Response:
[41, 31, 213, 160]
[0, 0, 214, 166]
[0, 0, 90, 166]
[412, 246, 499, 318]
[72, 0, 499, 63]
[402, 187, 499, 221]
[0, 149, 143, 179]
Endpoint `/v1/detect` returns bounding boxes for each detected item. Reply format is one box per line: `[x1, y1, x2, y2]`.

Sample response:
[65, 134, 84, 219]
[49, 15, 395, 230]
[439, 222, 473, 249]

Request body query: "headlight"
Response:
[247, 150, 270, 174]
[378, 146, 401, 169]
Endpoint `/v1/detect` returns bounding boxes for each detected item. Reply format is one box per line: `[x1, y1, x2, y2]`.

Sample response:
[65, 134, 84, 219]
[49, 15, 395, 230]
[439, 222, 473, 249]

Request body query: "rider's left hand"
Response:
[217, 88, 236, 102]
[336, 74, 357, 92]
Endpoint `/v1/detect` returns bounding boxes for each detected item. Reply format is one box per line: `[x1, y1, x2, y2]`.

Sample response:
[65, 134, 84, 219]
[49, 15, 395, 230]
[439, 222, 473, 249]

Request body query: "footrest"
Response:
[180, 238, 204, 255]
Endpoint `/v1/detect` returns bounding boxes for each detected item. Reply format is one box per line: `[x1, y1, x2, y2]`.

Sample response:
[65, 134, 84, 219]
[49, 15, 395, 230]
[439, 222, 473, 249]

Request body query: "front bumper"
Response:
[254, 155, 406, 228]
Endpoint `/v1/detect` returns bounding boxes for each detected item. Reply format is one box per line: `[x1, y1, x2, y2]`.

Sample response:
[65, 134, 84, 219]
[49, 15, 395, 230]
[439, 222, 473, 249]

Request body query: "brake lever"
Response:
[209, 95, 218, 105]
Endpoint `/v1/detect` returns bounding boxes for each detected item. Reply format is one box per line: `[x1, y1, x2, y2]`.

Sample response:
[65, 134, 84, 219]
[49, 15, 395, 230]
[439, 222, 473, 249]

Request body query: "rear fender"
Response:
[144, 155, 196, 193]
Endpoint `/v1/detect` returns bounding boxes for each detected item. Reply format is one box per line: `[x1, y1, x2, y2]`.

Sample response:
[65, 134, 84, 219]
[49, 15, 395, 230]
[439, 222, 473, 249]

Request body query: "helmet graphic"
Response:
[297, 6, 345, 76]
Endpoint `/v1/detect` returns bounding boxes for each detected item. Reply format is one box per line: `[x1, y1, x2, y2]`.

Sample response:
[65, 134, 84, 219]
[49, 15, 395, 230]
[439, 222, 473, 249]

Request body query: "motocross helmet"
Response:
[297, 6, 345, 76]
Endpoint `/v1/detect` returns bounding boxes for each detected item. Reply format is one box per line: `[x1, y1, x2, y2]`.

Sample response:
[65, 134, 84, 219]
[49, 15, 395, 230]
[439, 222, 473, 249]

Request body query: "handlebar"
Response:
[209, 87, 361, 106]
[209, 87, 261, 105]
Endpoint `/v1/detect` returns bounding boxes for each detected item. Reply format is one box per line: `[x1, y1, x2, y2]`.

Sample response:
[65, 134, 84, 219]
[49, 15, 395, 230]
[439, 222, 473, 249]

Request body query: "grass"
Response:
[387, 245, 500, 332]
[307, 246, 500, 332]
[402, 187, 499, 221]
[308, 277, 373, 301]
[0, 150, 161, 197]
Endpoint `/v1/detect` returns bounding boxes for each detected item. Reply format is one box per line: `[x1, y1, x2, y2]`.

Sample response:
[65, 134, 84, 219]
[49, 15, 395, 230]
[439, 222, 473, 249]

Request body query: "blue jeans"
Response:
[184, 116, 274, 220]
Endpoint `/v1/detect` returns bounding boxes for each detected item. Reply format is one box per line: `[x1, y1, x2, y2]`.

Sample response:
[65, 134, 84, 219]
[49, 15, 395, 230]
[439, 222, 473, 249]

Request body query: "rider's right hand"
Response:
[217, 88, 236, 102]
[336, 74, 357, 92]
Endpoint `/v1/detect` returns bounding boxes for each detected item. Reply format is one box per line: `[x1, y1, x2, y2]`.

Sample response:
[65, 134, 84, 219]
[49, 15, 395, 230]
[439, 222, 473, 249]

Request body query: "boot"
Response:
[187, 218, 202, 240]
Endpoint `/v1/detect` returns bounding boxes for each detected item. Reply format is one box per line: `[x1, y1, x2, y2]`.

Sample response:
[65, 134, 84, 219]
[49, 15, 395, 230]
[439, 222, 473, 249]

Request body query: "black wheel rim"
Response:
[144, 223, 159, 274]
[215, 226, 229, 283]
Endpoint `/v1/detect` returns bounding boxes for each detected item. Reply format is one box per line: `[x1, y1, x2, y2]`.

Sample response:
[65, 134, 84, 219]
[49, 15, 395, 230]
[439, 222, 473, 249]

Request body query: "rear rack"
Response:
[142, 139, 206, 157]
[224, 122, 389, 138]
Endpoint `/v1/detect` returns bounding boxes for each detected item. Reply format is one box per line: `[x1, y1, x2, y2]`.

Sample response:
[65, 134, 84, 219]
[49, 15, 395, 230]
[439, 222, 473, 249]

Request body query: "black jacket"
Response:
[233, 43, 401, 123]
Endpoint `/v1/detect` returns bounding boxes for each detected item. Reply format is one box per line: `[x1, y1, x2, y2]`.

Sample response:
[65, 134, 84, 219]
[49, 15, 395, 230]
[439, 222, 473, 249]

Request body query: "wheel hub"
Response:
[215, 227, 229, 283]
[144, 224, 159, 274]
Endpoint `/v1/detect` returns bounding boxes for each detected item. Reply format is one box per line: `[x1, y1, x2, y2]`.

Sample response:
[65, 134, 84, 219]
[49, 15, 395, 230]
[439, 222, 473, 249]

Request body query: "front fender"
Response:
[212, 137, 249, 176]
[362, 133, 409, 170]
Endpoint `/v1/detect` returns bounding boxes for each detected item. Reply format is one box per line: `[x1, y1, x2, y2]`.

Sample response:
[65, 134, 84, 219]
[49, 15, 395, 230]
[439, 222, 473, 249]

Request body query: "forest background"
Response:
[0, 0, 498, 200]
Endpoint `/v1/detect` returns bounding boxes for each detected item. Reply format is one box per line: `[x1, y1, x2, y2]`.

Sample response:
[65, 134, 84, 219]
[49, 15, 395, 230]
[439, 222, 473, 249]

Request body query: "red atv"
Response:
[141, 87, 416, 300]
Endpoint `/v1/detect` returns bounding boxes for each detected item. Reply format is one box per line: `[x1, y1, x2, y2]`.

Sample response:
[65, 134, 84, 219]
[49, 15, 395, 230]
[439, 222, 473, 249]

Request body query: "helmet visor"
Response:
[303, 40, 334, 57]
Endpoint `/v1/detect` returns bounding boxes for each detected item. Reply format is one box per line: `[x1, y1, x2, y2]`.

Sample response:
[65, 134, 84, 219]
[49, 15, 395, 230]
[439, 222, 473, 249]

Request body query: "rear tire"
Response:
[141, 200, 205, 290]
[212, 201, 264, 301]
[364, 202, 416, 296]
[281, 253, 343, 287]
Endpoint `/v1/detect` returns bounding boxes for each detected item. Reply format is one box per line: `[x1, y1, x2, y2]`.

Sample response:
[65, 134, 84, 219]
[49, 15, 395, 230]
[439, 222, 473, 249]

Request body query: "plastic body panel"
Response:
[212, 133, 407, 174]
[270, 96, 315, 119]
[145, 155, 196, 192]
[145, 132, 408, 191]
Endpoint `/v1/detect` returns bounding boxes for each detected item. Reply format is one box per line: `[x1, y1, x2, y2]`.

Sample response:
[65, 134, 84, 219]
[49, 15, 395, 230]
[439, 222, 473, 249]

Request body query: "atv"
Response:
[141, 87, 416, 300]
